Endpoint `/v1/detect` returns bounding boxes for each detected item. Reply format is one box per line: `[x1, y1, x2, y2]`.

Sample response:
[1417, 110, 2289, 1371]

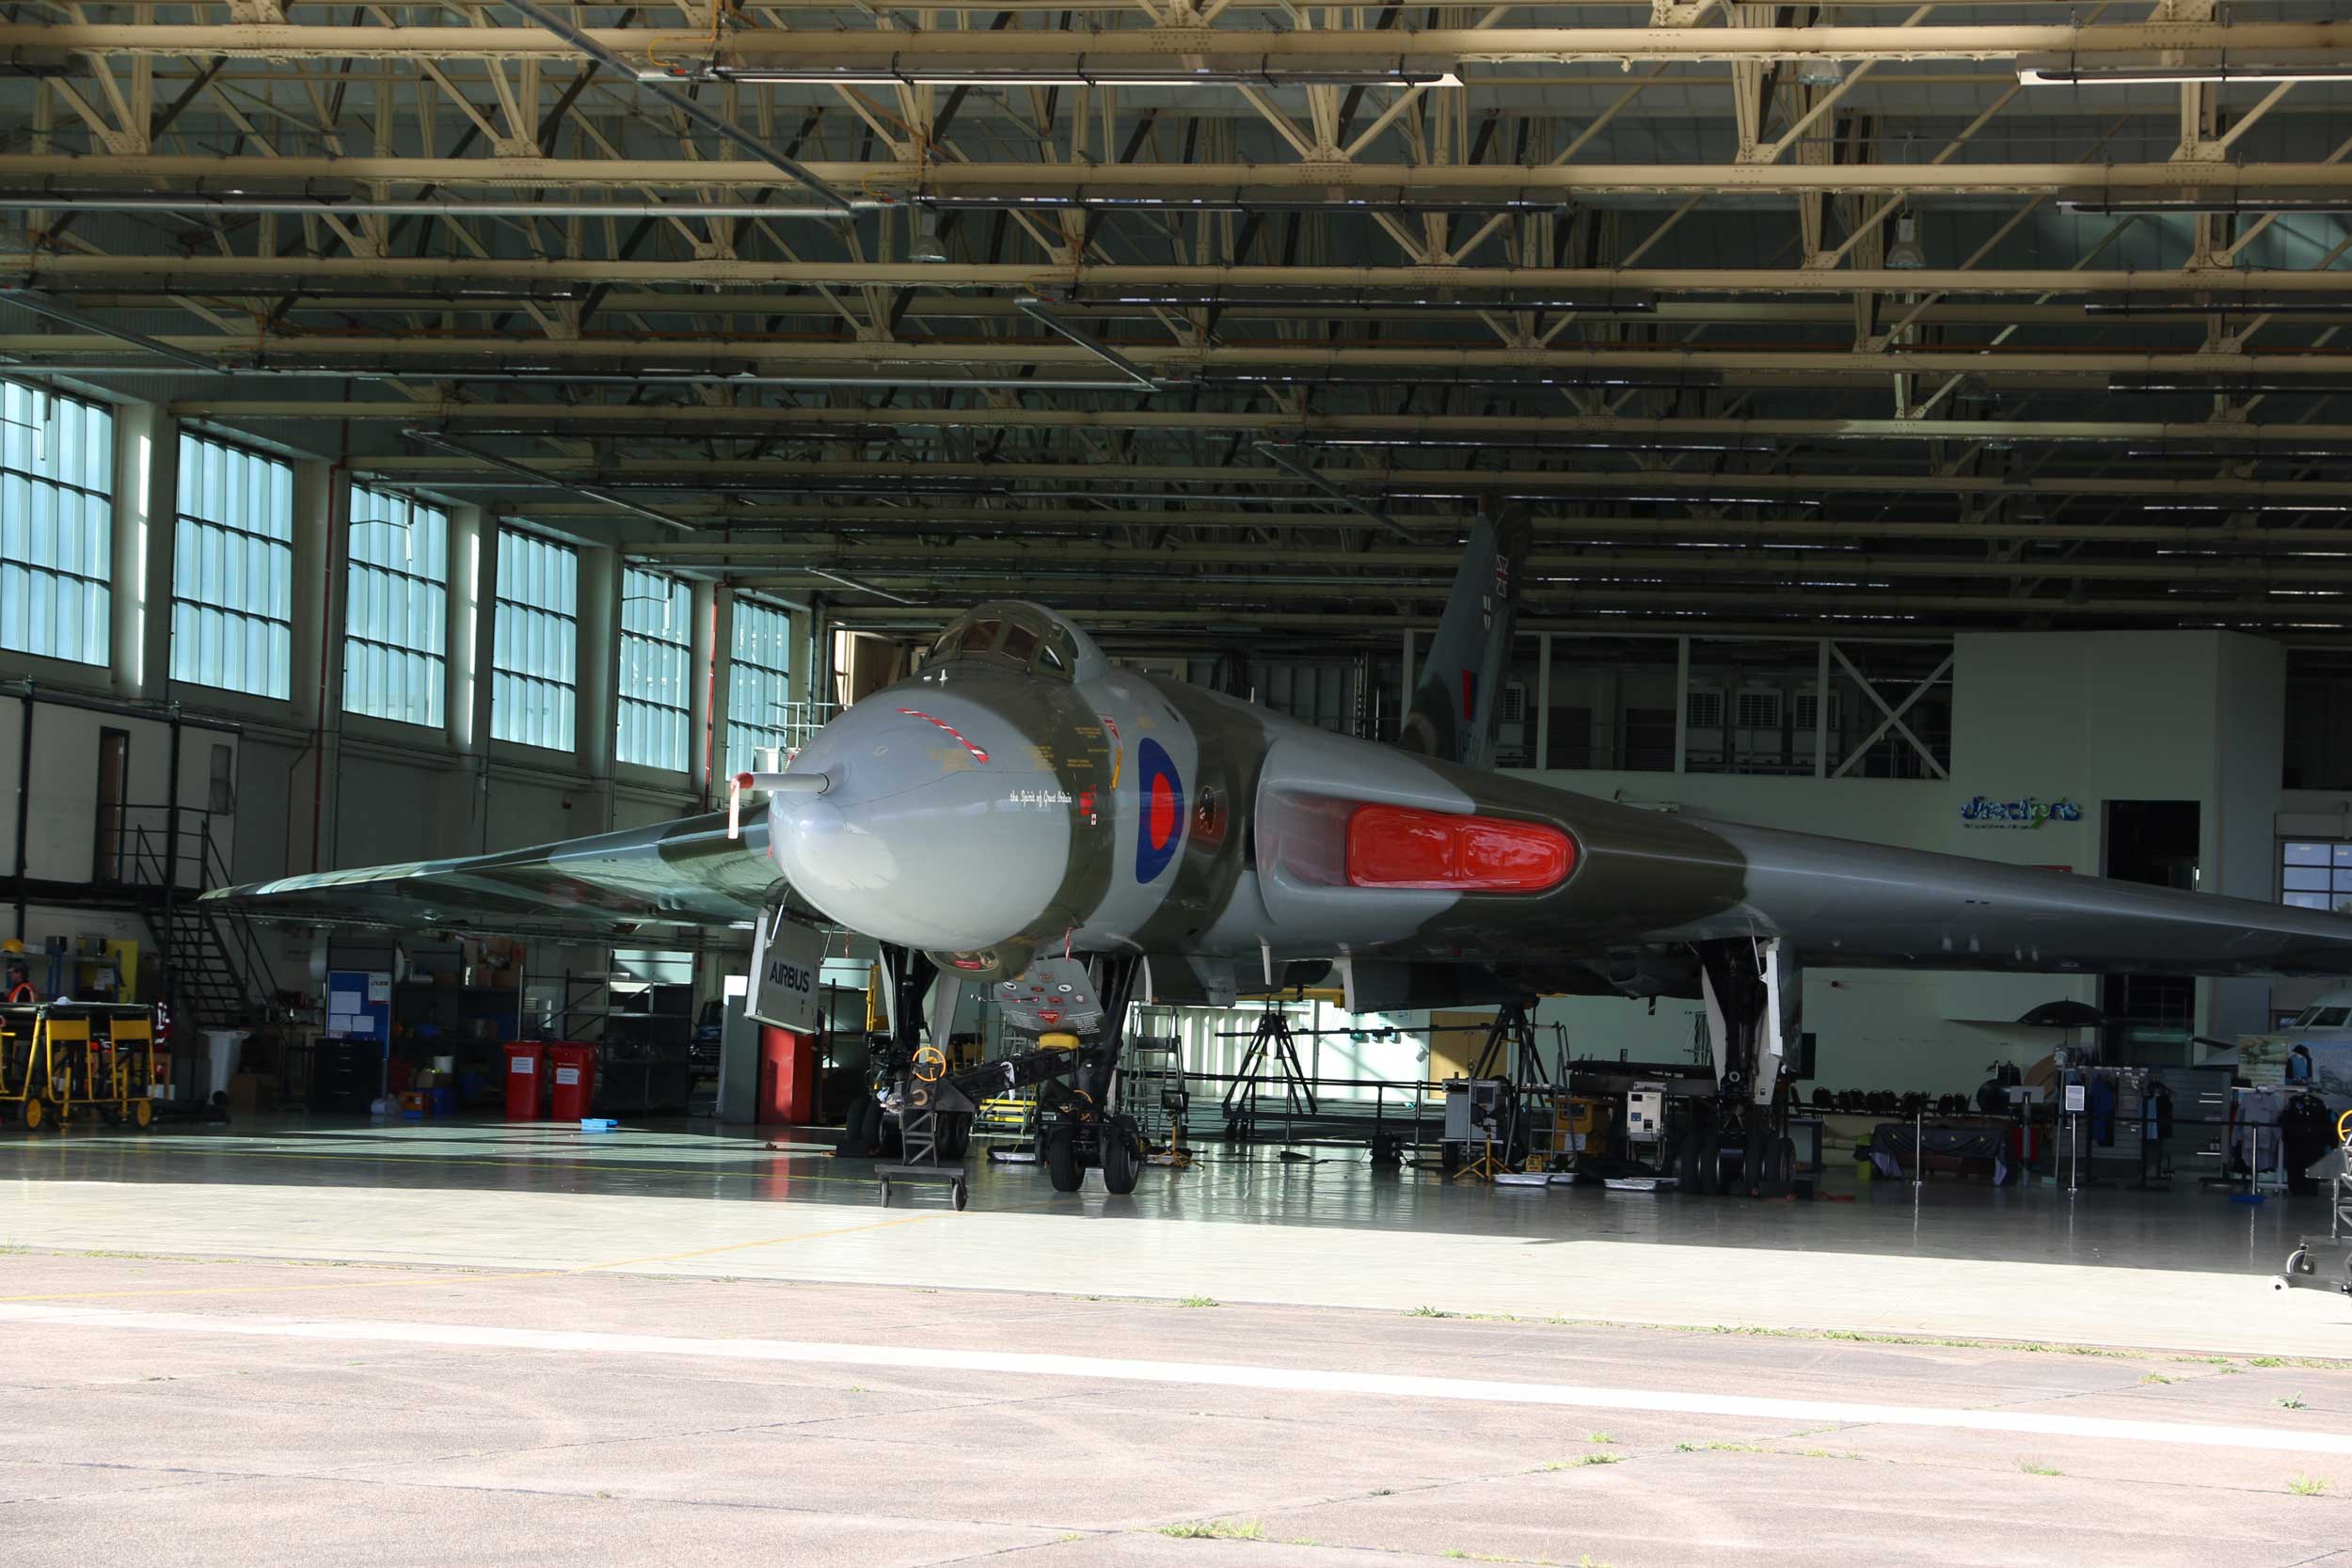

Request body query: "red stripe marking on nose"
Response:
[896, 707, 990, 764]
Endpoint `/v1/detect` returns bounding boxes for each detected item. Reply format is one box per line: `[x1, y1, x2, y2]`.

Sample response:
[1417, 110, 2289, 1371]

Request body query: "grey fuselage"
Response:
[763, 603, 2352, 1003]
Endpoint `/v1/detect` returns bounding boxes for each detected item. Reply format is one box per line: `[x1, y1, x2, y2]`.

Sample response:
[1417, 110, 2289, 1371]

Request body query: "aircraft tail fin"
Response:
[1398, 508, 1532, 770]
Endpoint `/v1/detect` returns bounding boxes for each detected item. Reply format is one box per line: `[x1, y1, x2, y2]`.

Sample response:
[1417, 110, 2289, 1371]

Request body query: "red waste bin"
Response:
[547, 1042, 598, 1121]
[756, 1027, 817, 1125]
[504, 1042, 548, 1121]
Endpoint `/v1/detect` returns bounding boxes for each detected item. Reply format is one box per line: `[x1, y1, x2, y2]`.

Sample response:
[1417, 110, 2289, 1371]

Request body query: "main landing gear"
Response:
[1040, 955, 1147, 1196]
[1677, 937, 1801, 1200]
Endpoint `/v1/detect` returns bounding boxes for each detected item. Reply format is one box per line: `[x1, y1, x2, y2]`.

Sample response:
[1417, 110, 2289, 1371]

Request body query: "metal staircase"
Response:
[125, 807, 278, 1032]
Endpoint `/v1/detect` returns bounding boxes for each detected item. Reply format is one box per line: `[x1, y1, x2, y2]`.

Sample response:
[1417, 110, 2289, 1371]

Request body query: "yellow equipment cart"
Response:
[0, 1002, 159, 1132]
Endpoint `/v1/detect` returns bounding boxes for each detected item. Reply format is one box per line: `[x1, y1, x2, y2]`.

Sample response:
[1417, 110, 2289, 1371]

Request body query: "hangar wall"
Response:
[1506, 628, 2287, 1094]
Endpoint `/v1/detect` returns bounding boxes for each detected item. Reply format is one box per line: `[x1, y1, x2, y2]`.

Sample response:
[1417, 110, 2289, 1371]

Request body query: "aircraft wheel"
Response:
[835, 1096, 874, 1156]
[1757, 1135, 1794, 1199]
[1101, 1126, 1141, 1196]
[1043, 1124, 1084, 1193]
[1698, 1131, 1726, 1196]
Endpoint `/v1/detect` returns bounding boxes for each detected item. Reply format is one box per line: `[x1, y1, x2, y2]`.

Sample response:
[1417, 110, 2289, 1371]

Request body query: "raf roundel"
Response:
[1134, 737, 1185, 884]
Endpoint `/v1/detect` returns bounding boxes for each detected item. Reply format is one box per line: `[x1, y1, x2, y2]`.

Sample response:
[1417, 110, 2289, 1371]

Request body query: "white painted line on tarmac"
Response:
[2, 1302, 2341, 1455]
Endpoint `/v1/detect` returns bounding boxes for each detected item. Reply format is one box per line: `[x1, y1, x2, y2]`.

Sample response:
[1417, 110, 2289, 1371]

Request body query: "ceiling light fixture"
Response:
[2019, 51, 2352, 87]
[657, 59, 1458, 88]
[1884, 210, 1927, 271]
[2058, 186, 2352, 214]
[909, 209, 948, 265]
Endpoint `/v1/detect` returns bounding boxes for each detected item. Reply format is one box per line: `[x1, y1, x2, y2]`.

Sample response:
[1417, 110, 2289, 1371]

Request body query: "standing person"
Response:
[2135, 1079, 2173, 1190]
[3, 948, 35, 1005]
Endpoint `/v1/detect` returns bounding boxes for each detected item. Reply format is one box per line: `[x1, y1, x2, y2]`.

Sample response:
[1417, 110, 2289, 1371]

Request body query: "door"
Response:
[93, 727, 129, 883]
[2101, 800, 2201, 1051]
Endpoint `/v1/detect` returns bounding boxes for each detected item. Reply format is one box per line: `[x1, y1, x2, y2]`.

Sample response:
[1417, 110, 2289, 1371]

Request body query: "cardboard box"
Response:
[226, 1072, 273, 1117]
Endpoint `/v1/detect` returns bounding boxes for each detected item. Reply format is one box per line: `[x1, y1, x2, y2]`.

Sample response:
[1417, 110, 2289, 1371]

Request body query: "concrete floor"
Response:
[2, 1115, 2349, 1565]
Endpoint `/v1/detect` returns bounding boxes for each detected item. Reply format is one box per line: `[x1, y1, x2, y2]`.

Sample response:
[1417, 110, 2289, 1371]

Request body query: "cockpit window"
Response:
[1036, 643, 1066, 674]
[2310, 1006, 2349, 1028]
[1003, 624, 1039, 663]
[960, 619, 1003, 655]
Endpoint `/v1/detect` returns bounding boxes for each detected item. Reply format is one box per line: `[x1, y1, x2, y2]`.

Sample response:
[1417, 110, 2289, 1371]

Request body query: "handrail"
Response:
[122, 813, 280, 1020]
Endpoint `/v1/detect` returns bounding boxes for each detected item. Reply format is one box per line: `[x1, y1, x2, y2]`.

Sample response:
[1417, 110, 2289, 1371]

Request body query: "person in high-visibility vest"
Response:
[4, 956, 34, 1005]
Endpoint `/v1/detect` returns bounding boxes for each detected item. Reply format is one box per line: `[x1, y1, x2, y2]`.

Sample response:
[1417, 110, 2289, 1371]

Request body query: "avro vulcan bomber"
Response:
[215, 519, 2352, 1194]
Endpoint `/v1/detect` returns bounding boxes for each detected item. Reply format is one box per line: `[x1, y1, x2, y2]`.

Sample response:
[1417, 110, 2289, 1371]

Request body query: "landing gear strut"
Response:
[1683, 938, 1799, 1199]
[1044, 954, 1146, 1195]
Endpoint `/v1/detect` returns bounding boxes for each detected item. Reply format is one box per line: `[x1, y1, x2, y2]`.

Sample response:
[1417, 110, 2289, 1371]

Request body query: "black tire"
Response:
[1043, 1124, 1083, 1193]
[1101, 1126, 1140, 1195]
[1696, 1130, 1724, 1196]
[835, 1095, 876, 1156]
[1758, 1134, 1794, 1199]
[952, 1180, 969, 1212]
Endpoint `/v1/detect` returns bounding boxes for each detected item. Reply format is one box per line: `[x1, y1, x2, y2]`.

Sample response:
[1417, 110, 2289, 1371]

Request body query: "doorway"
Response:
[2100, 800, 2200, 1039]
[93, 727, 130, 884]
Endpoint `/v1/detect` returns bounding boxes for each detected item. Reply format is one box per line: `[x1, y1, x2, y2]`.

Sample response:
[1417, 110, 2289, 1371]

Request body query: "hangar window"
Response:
[492, 530, 579, 752]
[1544, 635, 1677, 770]
[2280, 841, 2352, 915]
[343, 484, 448, 728]
[727, 595, 793, 777]
[617, 567, 692, 773]
[0, 379, 112, 668]
[172, 434, 293, 700]
[2283, 650, 2352, 789]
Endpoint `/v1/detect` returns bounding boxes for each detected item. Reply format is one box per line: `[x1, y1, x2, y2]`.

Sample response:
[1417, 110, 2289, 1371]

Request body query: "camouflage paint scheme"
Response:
[215, 592, 2352, 1002]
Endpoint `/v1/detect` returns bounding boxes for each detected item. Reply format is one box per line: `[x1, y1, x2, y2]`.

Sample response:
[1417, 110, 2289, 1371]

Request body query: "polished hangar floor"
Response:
[1, 1117, 2347, 1568]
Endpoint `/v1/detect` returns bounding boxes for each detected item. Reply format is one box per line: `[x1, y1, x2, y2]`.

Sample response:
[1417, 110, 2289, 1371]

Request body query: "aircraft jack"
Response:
[878, 1045, 975, 1212]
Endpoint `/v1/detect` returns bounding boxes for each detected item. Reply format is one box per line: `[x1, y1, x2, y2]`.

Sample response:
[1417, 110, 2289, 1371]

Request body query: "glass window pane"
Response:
[342, 484, 447, 728]
[2286, 842, 2331, 865]
[0, 379, 112, 666]
[171, 435, 294, 699]
[492, 529, 579, 752]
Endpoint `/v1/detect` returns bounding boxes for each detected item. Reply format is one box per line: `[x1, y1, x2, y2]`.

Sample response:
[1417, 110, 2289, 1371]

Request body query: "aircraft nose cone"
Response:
[769, 693, 1074, 953]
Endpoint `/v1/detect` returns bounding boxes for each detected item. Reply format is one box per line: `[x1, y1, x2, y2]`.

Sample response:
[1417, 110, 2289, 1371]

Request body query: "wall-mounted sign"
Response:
[1960, 795, 2083, 831]
[747, 909, 824, 1034]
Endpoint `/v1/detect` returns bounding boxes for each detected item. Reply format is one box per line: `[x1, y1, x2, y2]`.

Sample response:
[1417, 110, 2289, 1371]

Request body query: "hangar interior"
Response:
[4, 7, 2352, 1561]
[5, 0, 2352, 1165]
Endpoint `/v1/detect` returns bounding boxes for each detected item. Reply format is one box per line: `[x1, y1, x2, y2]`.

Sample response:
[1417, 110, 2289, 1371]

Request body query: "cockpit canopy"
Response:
[920, 602, 1108, 684]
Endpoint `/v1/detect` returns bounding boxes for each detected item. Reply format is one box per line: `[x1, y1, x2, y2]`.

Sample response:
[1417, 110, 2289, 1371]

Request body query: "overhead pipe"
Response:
[493, 0, 862, 218]
[0, 286, 227, 374]
[12, 150, 2352, 198]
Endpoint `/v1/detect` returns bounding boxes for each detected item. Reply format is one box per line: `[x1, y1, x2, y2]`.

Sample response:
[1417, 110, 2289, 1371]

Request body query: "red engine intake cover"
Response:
[1344, 804, 1576, 893]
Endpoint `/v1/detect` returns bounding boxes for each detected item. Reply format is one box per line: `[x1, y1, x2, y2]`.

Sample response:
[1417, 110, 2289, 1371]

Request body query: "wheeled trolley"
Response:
[0, 1003, 161, 1132]
[2275, 1111, 2352, 1296]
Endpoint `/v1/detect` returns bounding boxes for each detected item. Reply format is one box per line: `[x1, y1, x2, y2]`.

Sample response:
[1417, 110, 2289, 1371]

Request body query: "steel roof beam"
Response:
[8, 20, 2351, 64]
[12, 154, 2352, 198]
